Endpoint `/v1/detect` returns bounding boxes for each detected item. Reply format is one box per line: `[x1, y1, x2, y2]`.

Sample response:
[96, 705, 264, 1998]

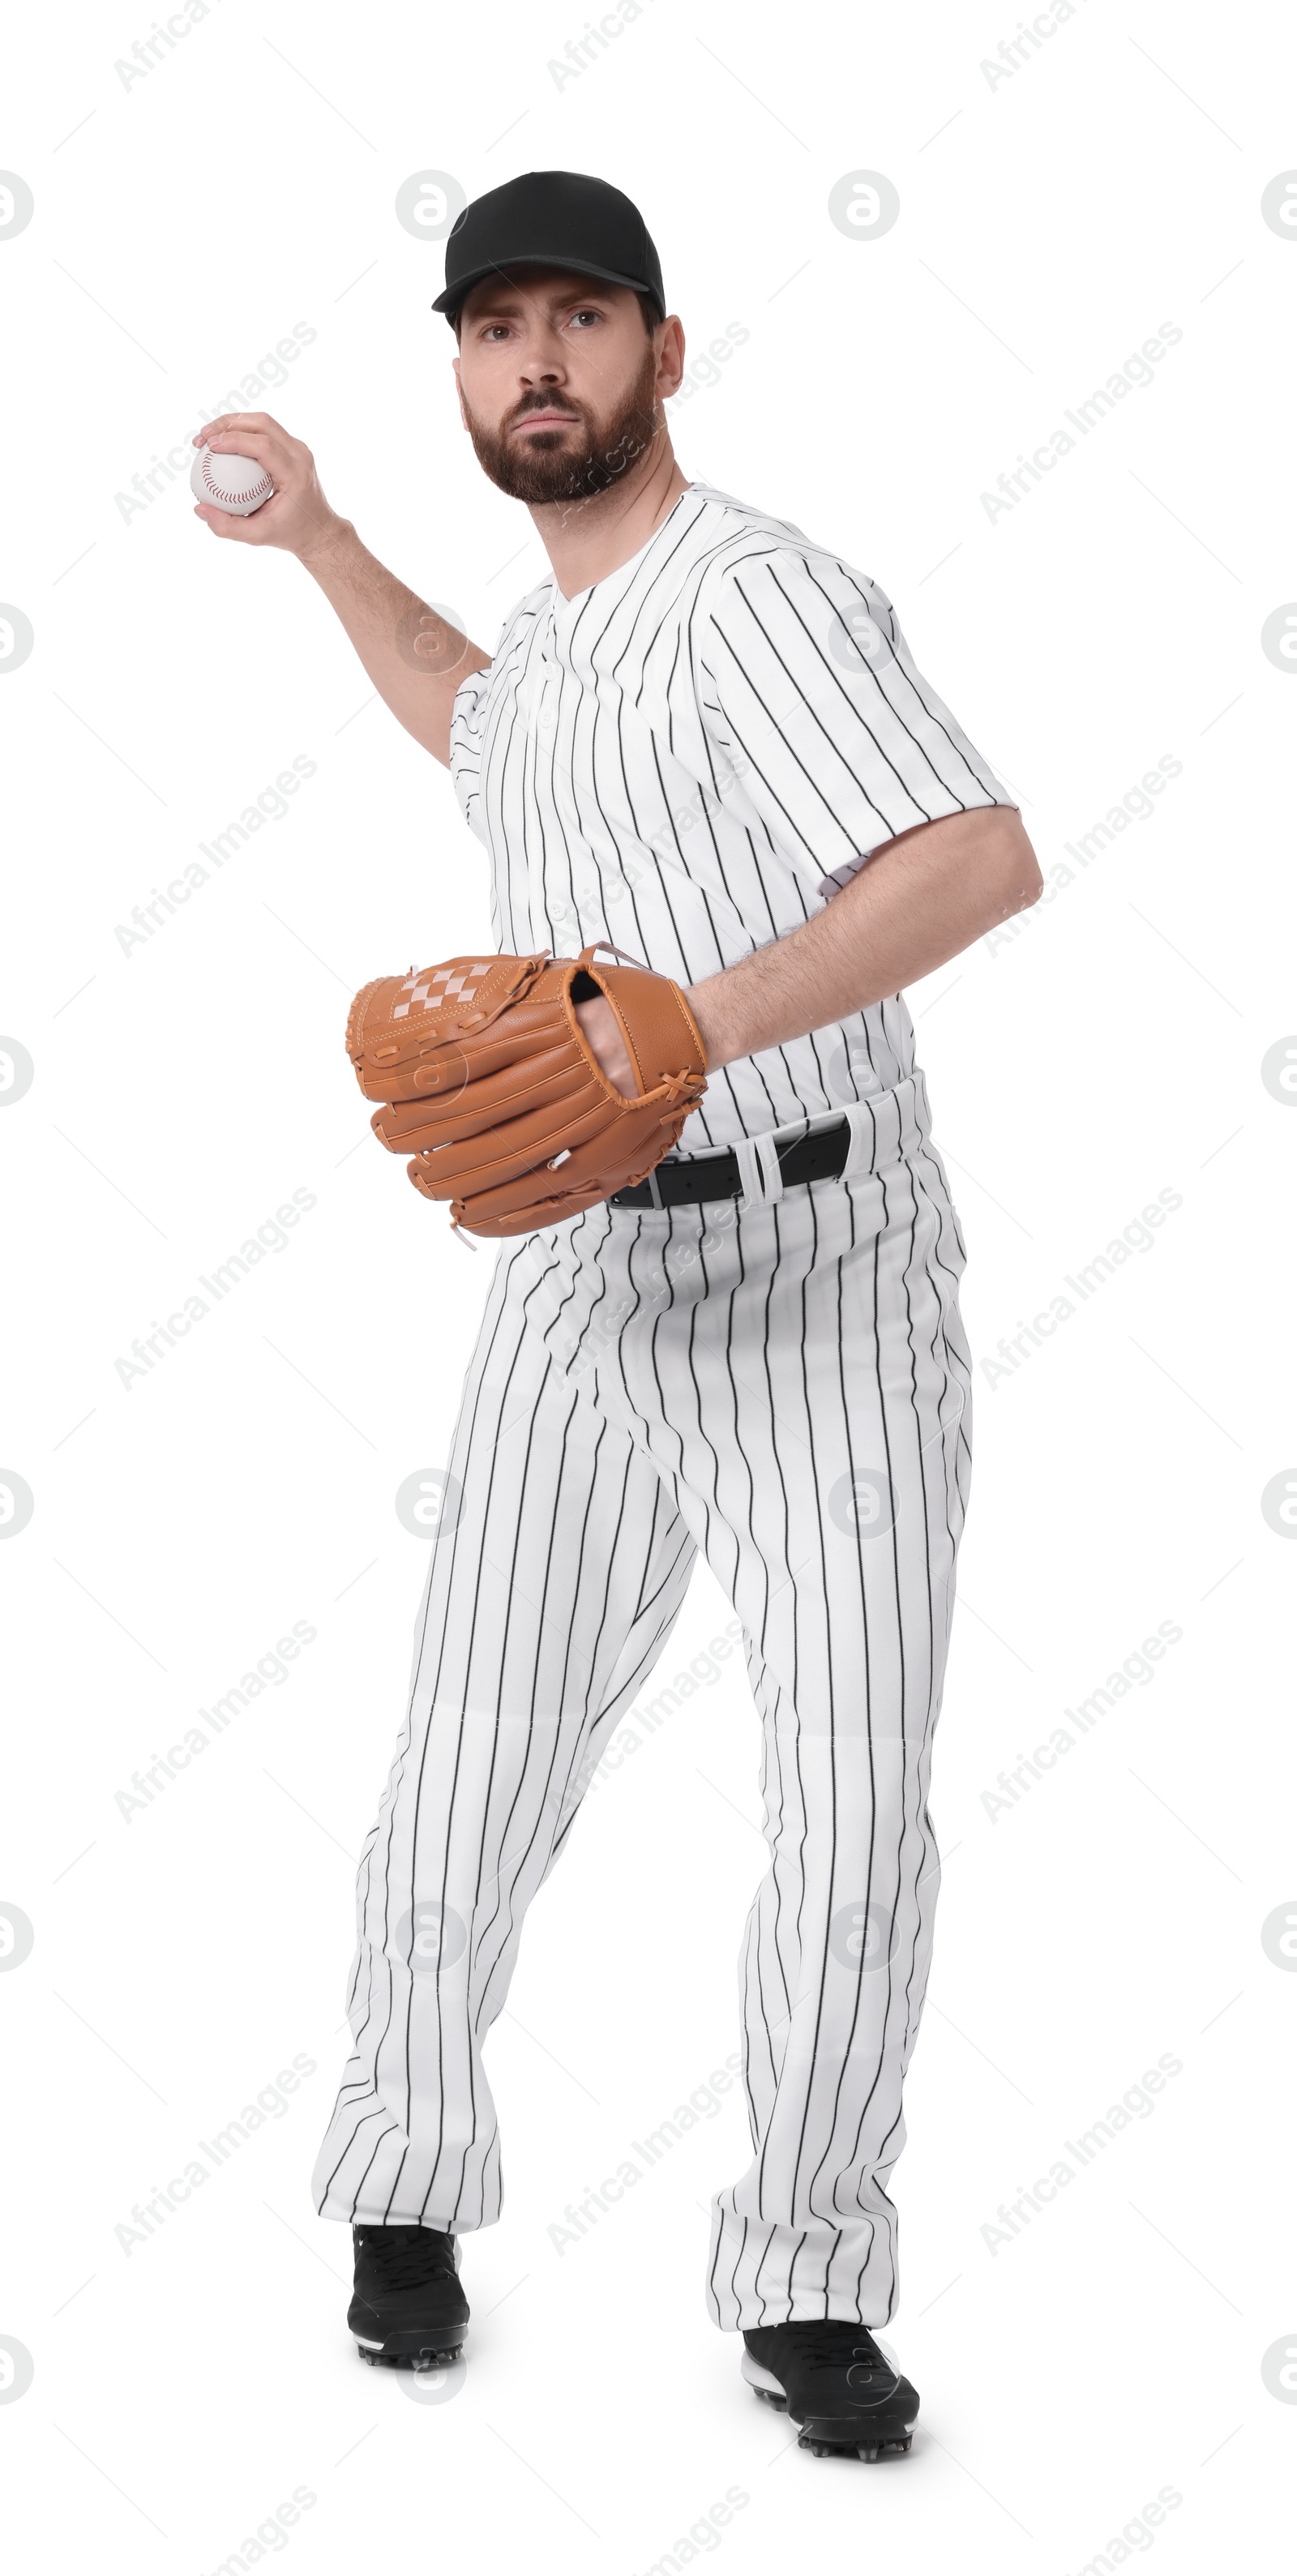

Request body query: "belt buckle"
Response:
[644, 1166, 666, 1210]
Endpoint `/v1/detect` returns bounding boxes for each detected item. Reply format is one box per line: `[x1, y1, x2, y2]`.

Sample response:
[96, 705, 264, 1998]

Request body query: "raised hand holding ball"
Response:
[189, 414, 343, 555]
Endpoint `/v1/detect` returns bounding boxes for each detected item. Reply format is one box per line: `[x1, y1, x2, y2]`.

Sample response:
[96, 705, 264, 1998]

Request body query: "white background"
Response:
[2, 0, 1295, 2568]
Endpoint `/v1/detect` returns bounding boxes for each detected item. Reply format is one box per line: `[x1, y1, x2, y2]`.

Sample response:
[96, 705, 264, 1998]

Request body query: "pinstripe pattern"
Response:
[448, 479, 1011, 1152]
[312, 1094, 974, 2330]
[313, 484, 1001, 2326]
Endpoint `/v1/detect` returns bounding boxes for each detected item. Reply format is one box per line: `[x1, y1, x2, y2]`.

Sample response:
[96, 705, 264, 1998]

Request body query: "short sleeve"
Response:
[448, 659, 494, 849]
[698, 547, 1015, 896]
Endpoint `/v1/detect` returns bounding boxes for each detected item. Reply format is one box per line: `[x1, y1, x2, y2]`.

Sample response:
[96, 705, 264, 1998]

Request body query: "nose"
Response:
[515, 323, 570, 383]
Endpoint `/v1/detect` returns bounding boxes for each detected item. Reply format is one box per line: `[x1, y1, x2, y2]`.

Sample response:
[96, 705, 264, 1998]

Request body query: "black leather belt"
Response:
[610, 1115, 851, 1209]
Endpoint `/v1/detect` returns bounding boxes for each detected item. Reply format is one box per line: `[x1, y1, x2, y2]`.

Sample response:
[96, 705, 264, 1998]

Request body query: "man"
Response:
[194, 169, 1041, 2461]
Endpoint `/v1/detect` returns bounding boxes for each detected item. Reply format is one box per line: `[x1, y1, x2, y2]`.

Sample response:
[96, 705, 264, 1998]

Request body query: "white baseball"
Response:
[190, 443, 274, 517]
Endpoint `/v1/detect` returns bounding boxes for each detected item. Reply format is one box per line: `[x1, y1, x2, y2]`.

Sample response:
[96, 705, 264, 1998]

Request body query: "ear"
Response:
[655, 315, 686, 404]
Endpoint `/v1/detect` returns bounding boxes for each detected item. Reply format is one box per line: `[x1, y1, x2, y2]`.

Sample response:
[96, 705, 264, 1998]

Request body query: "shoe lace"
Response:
[356, 2226, 456, 2291]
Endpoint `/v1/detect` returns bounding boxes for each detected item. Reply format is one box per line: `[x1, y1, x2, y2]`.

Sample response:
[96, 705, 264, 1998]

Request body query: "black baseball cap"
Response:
[433, 170, 666, 328]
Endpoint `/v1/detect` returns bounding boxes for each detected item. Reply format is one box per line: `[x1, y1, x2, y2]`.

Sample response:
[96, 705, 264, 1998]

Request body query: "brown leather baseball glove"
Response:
[345, 943, 709, 1238]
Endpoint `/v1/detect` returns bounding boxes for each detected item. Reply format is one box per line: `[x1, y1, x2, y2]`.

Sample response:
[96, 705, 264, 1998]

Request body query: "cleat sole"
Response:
[354, 2330, 466, 2368]
[797, 2424, 913, 2461]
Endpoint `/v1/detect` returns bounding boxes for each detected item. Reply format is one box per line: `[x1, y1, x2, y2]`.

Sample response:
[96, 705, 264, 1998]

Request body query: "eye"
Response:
[570, 308, 603, 328]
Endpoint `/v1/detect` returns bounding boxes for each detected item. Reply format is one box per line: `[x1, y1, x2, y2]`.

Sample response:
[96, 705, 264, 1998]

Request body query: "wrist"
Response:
[297, 511, 356, 577]
[683, 978, 730, 1072]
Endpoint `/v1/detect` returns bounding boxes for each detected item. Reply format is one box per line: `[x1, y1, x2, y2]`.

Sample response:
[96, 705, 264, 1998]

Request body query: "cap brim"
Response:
[434, 254, 659, 318]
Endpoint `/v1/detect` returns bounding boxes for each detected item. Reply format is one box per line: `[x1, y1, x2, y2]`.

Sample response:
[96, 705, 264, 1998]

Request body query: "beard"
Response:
[461, 342, 664, 505]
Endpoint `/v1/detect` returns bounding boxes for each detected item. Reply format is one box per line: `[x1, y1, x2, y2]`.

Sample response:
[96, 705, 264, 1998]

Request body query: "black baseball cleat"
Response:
[741, 2320, 918, 2460]
[348, 2223, 469, 2368]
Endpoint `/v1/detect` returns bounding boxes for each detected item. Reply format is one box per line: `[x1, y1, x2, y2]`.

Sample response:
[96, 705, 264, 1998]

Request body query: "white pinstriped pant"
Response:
[311, 1074, 974, 2330]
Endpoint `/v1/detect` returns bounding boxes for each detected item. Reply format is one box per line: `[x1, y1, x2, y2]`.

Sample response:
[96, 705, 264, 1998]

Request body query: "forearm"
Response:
[685, 807, 1042, 1072]
[298, 519, 490, 768]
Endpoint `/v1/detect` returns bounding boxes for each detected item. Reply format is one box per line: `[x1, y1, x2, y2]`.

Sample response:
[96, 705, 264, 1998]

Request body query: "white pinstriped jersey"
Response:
[449, 479, 1012, 1153]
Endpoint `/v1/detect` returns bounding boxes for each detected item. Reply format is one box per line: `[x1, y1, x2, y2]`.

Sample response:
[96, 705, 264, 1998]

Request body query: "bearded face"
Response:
[460, 332, 664, 507]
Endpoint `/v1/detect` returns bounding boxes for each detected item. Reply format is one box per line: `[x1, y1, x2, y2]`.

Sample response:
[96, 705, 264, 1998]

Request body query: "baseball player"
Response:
[193, 169, 1041, 2460]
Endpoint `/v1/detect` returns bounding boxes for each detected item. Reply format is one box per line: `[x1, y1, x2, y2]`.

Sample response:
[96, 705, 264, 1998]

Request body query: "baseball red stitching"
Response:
[199, 453, 272, 503]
